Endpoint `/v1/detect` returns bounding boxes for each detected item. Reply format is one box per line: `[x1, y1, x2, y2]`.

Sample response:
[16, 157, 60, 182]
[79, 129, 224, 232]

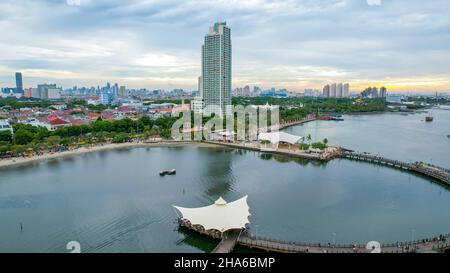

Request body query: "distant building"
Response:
[337, 83, 343, 98]
[37, 84, 57, 99]
[330, 83, 337, 97]
[323, 85, 330, 97]
[202, 22, 232, 116]
[190, 97, 205, 114]
[361, 86, 386, 99]
[24, 88, 32, 98]
[30, 88, 40, 98]
[100, 91, 113, 105]
[323, 83, 350, 98]
[119, 86, 127, 97]
[0, 119, 13, 134]
[343, 83, 350, 97]
[15, 72, 23, 94]
[380, 86, 387, 98]
[47, 88, 62, 99]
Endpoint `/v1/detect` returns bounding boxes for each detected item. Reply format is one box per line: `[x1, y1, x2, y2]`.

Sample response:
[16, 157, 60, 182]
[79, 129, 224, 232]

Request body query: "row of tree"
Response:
[0, 115, 179, 156]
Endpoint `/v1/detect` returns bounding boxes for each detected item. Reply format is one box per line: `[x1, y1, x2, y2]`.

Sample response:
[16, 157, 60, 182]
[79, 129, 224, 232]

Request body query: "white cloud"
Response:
[367, 0, 382, 6]
[1, 0, 450, 92]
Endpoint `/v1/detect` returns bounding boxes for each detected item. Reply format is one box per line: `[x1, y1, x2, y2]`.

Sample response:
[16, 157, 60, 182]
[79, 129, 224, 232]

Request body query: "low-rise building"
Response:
[0, 119, 13, 134]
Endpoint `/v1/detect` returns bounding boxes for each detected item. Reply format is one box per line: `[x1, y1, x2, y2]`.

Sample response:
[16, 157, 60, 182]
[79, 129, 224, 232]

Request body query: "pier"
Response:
[212, 230, 243, 253]
[178, 220, 450, 253]
[343, 152, 450, 186]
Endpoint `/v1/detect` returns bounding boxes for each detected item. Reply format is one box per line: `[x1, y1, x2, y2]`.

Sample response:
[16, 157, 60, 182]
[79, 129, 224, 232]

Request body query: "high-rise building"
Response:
[15, 72, 23, 94]
[323, 84, 330, 97]
[100, 91, 113, 105]
[343, 83, 350, 97]
[24, 88, 32, 98]
[119, 86, 127, 97]
[37, 84, 57, 99]
[47, 88, 62, 99]
[30, 88, 40, 98]
[202, 22, 232, 116]
[330, 83, 337, 97]
[337, 83, 343, 98]
[380, 86, 387, 98]
[198, 76, 203, 97]
[372, 87, 379, 98]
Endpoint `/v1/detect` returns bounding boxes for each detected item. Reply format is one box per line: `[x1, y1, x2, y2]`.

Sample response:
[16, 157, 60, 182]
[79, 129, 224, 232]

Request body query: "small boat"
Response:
[160, 169, 176, 176]
[425, 115, 433, 122]
[330, 116, 344, 121]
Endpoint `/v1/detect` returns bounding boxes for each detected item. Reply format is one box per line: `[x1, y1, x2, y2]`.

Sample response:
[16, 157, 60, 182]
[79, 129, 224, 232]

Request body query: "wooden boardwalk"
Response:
[236, 234, 450, 253]
[343, 152, 450, 186]
[212, 230, 242, 253]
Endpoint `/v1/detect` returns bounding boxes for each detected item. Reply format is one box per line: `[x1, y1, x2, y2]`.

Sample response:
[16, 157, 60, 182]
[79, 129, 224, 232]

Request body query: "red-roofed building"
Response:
[47, 117, 70, 130]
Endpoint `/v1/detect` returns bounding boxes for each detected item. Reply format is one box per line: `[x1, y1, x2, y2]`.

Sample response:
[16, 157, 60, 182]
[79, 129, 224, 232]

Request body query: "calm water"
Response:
[285, 109, 450, 168]
[1, 144, 450, 253]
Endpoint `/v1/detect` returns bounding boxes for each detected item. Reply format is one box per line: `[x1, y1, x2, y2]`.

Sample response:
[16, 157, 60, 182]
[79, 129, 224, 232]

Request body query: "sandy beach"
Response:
[0, 141, 218, 169]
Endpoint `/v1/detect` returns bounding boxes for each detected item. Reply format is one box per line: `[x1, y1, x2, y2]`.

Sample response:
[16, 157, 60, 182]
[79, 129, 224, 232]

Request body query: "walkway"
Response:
[343, 152, 450, 186]
[236, 233, 450, 253]
[212, 230, 242, 253]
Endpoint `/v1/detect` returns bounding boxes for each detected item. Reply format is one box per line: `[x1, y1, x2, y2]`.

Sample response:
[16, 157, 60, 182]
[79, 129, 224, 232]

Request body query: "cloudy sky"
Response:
[1, 0, 450, 92]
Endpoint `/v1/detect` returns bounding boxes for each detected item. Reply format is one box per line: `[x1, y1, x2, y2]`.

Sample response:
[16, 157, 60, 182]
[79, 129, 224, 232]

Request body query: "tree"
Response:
[306, 134, 312, 145]
[0, 131, 13, 143]
[311, 142, 327, 150]
[14, 129, 34, 145]
[46, 135, 61, 147]
[323, 138, 328, 145]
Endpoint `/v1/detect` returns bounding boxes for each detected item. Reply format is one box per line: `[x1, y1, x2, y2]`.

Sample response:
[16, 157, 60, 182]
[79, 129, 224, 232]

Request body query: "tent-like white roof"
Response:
[173, 196, 251, 232]
[258, 132, 304, 145]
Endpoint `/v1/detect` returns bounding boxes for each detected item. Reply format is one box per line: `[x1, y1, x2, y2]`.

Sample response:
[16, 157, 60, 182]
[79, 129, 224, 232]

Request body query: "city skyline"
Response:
[1, 0, 450, 92]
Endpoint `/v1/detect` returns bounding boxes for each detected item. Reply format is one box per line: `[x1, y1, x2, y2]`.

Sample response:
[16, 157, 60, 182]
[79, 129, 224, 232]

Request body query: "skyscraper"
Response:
[202, 22, 232, 116]
[337, 83, 343, 98]
[330, 83, 337, 97]
[15, 72, 23, 94]
[343, 83, 350, 97]
[380, 87, 387, 98]
[323, 84, 330, 97]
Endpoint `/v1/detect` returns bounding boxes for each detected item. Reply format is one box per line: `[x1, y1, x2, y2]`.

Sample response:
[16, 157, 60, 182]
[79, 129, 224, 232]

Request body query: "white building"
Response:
[343, 83, 350, 97]
[202, 22, 232, 116]
[0, 119, 13, 134]
[19, 118, 52, 131]
[47, 88, 62, 99]
[190, 97, 205, 114]
[337, 83, 343, 98]
[330, 83, 337, 97]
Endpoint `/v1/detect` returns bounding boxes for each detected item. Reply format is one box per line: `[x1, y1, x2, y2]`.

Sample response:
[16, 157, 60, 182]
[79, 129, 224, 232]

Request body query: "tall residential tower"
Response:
[202, 22, 232, 116]
[15, 72, 23, 94]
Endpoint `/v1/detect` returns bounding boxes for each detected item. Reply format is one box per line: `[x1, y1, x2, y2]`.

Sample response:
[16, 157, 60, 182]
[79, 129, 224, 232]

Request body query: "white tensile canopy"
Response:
[258, 132, 304, 145]
[173, 196, 251, 232]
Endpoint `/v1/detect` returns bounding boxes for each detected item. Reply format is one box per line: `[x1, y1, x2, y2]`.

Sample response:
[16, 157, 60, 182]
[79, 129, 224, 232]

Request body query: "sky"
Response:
[1, 0, 450, 92]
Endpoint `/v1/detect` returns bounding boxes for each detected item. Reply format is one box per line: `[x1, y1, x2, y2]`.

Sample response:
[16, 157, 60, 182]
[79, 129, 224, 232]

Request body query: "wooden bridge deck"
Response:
[343, 152, 450, 186]
[212, 230, 242, 253]
[237, 234, 450, 253]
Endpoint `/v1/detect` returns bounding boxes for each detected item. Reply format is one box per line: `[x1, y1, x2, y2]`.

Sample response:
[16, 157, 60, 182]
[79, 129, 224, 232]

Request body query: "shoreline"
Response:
[0, 141, 218, 169]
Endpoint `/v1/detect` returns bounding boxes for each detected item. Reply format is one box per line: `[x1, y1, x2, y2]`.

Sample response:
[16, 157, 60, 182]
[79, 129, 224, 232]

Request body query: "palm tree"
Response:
[306, 134, 312, 145]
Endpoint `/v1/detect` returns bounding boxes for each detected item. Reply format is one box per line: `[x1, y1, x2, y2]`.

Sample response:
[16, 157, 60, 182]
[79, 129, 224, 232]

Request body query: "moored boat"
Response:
[160, 169, 177, 176]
